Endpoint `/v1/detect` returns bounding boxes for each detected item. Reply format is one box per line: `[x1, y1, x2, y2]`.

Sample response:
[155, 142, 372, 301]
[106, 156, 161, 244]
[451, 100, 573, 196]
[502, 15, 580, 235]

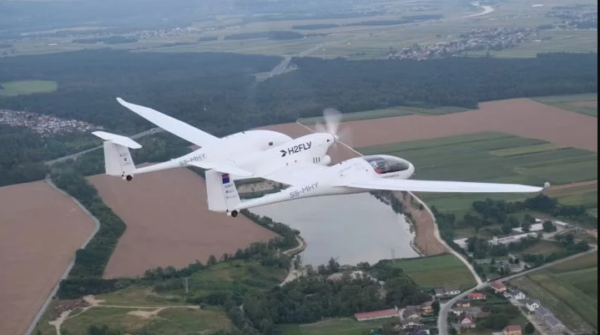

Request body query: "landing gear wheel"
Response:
[231, 210, 238, 218]
[125, 175, 133, 182]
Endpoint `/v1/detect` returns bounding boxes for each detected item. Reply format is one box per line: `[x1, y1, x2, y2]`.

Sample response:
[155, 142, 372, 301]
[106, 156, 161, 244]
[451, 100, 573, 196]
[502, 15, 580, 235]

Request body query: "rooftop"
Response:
[355, 308, 399, 320]
[505, 325, 522, 332]
[544, 315, 565, 328]
[491, 281, 506, 289]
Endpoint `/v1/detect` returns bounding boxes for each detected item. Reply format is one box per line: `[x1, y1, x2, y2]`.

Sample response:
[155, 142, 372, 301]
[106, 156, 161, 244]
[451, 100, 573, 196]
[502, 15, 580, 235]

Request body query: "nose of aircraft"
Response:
[407, 161, 416, 178]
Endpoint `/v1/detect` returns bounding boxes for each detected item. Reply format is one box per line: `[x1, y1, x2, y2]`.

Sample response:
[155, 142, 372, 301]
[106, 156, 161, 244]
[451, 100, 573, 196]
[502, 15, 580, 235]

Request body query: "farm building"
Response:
[489, 233, 538, 246]
[434, 286, 461, 298]
[490, 281, 507, 293]
[355, 307, 399, 322]
[505, 289, 526, 300]
[513, 223, 544, 233]
[525, 299, 541, 312]
[504, 325, 522, 335]
[544, 315, 566, 332]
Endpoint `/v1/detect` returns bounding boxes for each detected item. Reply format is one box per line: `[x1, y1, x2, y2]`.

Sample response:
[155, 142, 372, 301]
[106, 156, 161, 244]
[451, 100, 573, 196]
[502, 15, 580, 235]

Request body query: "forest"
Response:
[0, 50, 597, 187]
[239, 261, 431, 335]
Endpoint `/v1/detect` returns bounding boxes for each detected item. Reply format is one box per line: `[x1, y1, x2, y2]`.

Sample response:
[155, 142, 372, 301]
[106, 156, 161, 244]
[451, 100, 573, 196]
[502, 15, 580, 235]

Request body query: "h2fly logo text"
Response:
[280, 142, 312, 157]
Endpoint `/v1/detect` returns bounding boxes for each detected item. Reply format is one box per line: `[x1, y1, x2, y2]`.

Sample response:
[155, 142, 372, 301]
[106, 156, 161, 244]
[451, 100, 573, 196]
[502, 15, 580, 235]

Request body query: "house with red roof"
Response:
[459, 315, 476, 329]
[355, 307, 399, 322]
[468, 292, 487, 300]
[504, 325, 522, 335]
[490, 281, 507, 293]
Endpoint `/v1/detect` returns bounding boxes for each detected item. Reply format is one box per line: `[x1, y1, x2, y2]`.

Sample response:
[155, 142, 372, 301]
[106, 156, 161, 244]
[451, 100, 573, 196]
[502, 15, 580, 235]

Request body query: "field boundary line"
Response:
[24, 177, 101, 335]
[294, 119, 482, 285]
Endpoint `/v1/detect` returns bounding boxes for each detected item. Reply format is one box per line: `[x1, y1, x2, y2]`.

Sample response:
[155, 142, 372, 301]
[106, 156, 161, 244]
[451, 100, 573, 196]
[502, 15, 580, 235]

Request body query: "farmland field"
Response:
[34, 260, 285, 334]
[357, 132, 598, 216]
[385, 254, 476, 289]
[0, 181, 96, 335]
[0, 80, 57, 96]
[57, 306, 233, 335]
[533, 93, 598, 117]
[305, 98, 598, 153]
[280, 318, 386, 335]
[299, 105, 468, 124]
[519, 240, 565, 257]
[88, 167, 278, 279]
[513, 251, 598, 331]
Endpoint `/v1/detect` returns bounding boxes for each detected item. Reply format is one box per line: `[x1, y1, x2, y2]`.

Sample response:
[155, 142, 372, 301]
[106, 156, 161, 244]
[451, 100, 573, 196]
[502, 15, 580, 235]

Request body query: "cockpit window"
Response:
[364, 156, 410, 174]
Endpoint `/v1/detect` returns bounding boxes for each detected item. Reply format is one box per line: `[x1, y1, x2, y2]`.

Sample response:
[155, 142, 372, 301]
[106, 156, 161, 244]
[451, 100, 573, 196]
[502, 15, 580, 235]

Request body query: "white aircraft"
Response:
[91, 98, 348, 182]
[206, 154, 549, 217]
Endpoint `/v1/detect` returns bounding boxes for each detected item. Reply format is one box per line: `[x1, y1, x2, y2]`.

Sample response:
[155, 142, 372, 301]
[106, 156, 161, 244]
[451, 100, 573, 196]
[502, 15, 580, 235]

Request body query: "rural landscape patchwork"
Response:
[0, 0, 597, 334]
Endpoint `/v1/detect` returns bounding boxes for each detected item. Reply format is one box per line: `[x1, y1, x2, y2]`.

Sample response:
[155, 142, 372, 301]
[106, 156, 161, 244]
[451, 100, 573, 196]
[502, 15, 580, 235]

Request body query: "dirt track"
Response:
[89, 168, 277, 279]
[0, 181, 96, 335]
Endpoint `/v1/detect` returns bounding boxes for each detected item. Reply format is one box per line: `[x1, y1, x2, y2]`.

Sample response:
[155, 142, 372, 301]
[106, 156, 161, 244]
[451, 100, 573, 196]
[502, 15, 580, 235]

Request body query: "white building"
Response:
[513, 223, 544, 233]
[489, 233, 537, 246]
[526, 299, 541, 312]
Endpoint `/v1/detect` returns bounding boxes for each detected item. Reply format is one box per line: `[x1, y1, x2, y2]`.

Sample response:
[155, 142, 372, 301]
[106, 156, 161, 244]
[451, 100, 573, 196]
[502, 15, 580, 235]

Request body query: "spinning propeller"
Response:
[313, 107, 353, 148]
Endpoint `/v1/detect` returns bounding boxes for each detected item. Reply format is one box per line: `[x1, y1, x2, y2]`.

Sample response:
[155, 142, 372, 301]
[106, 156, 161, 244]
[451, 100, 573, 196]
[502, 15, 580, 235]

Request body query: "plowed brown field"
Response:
[89, 168, 277, 279]
[299, 98, 597, 153]
[0, 181, 96, 335]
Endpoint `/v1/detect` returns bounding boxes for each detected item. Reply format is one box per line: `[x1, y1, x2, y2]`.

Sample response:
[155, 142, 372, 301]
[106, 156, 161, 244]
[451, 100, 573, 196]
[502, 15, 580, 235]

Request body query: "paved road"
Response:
[437, 246, 598, 335]
[44, 127, 164, 166]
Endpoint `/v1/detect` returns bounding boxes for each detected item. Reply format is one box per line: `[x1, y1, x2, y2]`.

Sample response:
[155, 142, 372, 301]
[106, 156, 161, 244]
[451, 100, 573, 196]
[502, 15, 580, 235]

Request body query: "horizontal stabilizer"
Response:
[344, 178, 545, 194]
[92, 131, 142, 149]
[188, 161, 254, 177]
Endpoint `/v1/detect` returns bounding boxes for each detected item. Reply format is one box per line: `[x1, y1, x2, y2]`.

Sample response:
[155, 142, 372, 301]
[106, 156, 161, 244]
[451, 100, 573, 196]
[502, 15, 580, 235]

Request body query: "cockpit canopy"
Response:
[363, 155, 412, 175]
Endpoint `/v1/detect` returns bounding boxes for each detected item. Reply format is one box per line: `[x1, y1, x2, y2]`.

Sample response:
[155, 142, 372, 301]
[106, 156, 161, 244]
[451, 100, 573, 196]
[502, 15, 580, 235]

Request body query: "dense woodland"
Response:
[239, 261, 431, 335]
[0, 50, 597, 186]
[0, 125, 101, 186]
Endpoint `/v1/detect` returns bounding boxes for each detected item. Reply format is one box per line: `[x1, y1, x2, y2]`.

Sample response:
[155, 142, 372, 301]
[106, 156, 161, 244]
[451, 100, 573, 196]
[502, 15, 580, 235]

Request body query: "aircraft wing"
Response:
[188, 161, 254, 178]
[259, 163, 329, 186]
[342, 178, 546, 194]
[116, 97, 219, 147]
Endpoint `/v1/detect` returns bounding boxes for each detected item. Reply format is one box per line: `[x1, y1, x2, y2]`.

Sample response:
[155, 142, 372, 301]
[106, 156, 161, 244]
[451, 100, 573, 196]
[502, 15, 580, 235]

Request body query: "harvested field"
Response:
[573, 100, 598, 108]
[89, 168, 278, 279]
[0, 181, 96, 335]
[298, 98, 597, 153]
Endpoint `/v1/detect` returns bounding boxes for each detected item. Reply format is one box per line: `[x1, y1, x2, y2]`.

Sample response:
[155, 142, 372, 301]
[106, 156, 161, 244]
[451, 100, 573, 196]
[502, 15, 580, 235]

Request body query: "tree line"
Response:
[0, 125, 100, 187]
[51, 170, 128, 299]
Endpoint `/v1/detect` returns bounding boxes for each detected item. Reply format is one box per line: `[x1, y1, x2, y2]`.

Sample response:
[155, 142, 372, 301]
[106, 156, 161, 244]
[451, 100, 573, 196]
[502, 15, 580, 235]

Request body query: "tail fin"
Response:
[205, 169, 242, 216]
[92, 131, 142, 178]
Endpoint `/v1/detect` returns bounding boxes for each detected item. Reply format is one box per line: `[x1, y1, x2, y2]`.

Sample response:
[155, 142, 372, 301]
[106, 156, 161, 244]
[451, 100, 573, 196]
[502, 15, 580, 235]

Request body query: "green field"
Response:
[358, 132, 598, 217]
[35, 261, 286, 334]
[0, 80, 58, 96]
[533, 93, 598, 117]
[99, 260, 287, 304]
[513, 251, 598, 331]
[57, 306, 232, 335]
[385, 254, 476, 289]
[300, 105, 468, 124]
[546, 182, 598, 209]
[519, 240, 565, 256]
[280, 318, 386, 335]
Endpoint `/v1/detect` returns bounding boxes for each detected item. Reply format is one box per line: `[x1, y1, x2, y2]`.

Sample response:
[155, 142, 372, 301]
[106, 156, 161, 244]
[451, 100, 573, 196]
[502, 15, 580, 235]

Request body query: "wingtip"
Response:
[115, 97, 127, 105]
